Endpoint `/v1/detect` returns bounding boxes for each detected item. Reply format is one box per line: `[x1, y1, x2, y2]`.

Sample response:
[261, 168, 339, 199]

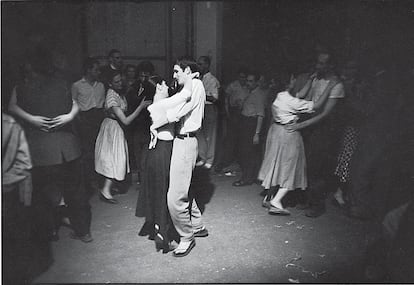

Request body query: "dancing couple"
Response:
[136, 57, 208, 257]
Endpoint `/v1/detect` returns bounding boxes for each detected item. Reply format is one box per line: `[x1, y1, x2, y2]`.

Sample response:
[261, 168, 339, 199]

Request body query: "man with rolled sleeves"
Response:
[8, 51, 93, 243]
[72, 57, 105, 191]
[147, 57, 207, 257]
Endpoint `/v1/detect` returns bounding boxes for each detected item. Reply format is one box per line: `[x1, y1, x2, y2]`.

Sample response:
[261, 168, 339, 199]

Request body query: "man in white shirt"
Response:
[196, 56, 220, 169]
[148, 57, 207, 257]
[72, 57, 105, 191]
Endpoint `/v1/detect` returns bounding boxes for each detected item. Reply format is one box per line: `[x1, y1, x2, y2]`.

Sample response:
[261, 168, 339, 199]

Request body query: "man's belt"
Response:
[175, 132, 196, 139]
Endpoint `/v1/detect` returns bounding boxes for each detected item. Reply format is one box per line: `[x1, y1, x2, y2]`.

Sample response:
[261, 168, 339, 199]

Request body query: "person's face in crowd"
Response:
[110, 74, 123, 91]
[173, 64, 190, 86]
[110, 52, 123, 69]
[238, 72, 247, 87]
[88, 63, 101, 81]
[258, 75, 269, 89]
[138, 71, 151, 83]
[246, 75, 258, 91]
[126, 66, 136, 80]
[315, 53, 331, 78]
[197, 58, 209, 75]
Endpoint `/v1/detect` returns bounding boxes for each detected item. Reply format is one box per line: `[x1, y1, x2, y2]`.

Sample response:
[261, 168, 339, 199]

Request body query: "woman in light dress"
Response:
[95, 71, 151, 204]
[258, 74, 339, 215]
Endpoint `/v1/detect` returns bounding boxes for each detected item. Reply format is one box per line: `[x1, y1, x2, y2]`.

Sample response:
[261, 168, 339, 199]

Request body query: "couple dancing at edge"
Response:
[136, 57, 208, 257]
[259, 71, 341, 215]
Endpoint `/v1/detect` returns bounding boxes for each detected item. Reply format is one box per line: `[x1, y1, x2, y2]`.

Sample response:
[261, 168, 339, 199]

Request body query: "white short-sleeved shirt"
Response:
[307, 78, 345, 102]
[273, 91, 315, 124]
[71, 78, 105, 111]
[201, 72, 220, 105]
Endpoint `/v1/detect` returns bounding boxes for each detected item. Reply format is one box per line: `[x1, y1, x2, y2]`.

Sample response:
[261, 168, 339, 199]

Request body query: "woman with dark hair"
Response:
[136, 78, 179, 253]
[95, 71, 151, 204]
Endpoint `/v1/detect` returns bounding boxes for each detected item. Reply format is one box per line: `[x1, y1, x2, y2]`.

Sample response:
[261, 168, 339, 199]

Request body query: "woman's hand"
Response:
[48, 114, 74, 131]
[149, 126, 158, 149]
[29, 115, 53, 132]
[285, 122, 304, 132]
[154, 81, 169, 101]
[137, 85, 145, 97]
[139, 99, 152, 110]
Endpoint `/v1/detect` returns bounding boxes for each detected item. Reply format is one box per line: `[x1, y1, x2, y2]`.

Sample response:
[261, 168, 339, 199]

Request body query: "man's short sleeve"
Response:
[329, 82, 345, 99]
[71, 83, 79, 101]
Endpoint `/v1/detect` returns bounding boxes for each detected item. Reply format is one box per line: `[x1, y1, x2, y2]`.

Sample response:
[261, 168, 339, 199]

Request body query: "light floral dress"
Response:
[95, 89, 129, 180]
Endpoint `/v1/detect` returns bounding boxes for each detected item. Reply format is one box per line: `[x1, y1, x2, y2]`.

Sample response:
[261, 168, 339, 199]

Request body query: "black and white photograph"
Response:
[1, 0, 414, 283]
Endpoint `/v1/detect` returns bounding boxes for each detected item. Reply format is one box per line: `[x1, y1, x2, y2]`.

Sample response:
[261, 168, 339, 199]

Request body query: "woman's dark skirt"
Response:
[135, 140, 179, 242]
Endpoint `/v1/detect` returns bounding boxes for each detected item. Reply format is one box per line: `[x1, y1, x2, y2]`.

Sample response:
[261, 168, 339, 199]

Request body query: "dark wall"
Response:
[1, 1, 84, 81]
[221, 0, 414, 85]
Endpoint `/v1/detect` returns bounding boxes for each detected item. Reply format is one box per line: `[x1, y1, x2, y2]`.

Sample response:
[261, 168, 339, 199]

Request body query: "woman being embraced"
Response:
[136, 79, 180, 253]
[258, 73, 339, 215]
[95, 71, 151, 204]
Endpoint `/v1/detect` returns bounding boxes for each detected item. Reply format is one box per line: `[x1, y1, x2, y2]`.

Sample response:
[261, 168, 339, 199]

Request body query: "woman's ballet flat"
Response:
[99, 193, 118, 204]
[268, 205, 291, 215]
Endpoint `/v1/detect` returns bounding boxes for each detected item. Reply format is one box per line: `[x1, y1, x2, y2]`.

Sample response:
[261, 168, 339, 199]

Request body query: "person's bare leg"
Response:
[270, 188, 289, 209]
[100, 178, 114, 199]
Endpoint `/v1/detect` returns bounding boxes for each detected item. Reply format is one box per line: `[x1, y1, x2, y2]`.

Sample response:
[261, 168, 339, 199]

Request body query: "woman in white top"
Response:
[258, 74, 338, 215]
[136, 80, 179, 253]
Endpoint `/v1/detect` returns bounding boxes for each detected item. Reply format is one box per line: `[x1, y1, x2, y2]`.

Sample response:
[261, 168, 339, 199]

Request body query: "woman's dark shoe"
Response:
[99, 193, 118, 204]
[155, 234, 173, 254]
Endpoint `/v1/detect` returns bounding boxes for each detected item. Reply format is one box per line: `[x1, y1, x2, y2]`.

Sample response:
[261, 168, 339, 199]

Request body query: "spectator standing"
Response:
[232, 72, 266, 186]
[196, 56, 220, 169]
[71, 57, 105, 192]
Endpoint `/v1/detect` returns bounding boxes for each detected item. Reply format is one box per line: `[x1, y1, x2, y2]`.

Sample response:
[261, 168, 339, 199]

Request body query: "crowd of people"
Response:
[2, 45, 413, 283]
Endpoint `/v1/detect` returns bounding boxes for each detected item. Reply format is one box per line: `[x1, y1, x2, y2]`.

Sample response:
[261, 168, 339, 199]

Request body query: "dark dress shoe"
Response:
[173, 240, 196, 257]
[70, 232, 93, 243]
[232, 180, 253, 187]
[99, 193, 118, 204]
[194, 227, 209, 238]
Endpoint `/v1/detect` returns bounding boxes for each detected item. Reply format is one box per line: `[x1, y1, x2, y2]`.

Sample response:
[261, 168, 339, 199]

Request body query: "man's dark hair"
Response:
[137, 60, 155, 74]
[198, 56, 211, 67]
[317, 47, 337, 68]
[125, 64, 136, 72]
[83, 57, 100, 74]
[175, 56, 200, 73]
[247, 71, 260, 81]
[108, 49, 121, 58]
